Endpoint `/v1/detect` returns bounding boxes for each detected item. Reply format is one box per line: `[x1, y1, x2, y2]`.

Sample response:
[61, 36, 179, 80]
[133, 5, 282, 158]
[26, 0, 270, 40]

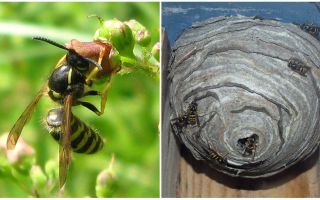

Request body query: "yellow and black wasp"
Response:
[288, 57, 311, 77]
[170, 100, 200, 135]
[237, 134, 259, 161]
[208, 145, 228, 164]
[7, 36, 116, 188]
[300, 23, 320, 38]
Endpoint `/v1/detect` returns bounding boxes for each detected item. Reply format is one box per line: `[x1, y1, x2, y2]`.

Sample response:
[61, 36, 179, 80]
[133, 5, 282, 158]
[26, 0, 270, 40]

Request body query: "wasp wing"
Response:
[7, 82, 48, 149]
[59, 94, 73, 188]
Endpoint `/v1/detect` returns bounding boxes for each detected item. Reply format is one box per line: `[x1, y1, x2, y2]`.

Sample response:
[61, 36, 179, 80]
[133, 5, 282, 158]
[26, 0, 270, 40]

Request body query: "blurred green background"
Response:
[0, 2, 159, 197]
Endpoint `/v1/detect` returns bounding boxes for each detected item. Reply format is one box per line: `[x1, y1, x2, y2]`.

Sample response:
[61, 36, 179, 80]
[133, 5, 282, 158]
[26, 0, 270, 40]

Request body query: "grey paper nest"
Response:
[168, 16, 320, 178]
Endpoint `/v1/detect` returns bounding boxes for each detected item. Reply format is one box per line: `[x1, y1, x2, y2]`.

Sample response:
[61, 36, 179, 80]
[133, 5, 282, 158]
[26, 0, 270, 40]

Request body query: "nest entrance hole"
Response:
[237, 134, 259, 157]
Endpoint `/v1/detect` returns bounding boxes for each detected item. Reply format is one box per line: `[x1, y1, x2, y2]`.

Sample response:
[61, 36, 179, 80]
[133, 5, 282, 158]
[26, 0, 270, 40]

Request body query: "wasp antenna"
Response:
[33, 36, 68, 51]
[84, 58, 103, 71]
[87, 14, 104, 25]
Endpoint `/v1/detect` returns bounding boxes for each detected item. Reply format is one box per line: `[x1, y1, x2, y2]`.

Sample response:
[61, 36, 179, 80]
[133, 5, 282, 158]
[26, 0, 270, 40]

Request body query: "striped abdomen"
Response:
[46, 108, 104, 154]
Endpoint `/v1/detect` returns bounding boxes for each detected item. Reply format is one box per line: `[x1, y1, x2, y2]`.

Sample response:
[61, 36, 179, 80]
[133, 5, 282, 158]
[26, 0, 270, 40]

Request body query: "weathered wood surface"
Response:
[161, 16, 320, 196]
[161, 29, 181, 197]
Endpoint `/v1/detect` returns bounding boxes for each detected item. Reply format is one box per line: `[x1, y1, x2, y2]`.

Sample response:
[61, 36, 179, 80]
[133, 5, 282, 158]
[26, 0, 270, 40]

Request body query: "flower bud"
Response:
[45, 160, 58, 182]
[94, 19, 135, 57]
[124, 20, 151, 47]
[30, 165, 47, 189]
[109, 47, 122, 72]
[151, 42, 160, 61]
[0, 134, 35, 174]
[95, 155, 117, 198]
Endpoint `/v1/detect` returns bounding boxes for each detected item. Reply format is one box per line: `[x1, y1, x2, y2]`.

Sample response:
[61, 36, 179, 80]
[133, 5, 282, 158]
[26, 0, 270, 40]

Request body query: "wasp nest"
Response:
[168, 16, 320, 177]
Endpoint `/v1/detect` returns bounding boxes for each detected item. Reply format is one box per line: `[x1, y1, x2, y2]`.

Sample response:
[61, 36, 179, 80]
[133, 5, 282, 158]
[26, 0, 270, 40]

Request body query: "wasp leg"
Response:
[55, 55, 67, 68]
[83, 90, 99, 97]
[98, 72, 115, 116]
[170, 118, 178, 133]
[196, 115, 200, 127]
[251, 150, 256, 161]
[85, 67, 99, 85]
[288, 70, 294, 78]
[222, 152, 229, 163]
[170, 117, 180, 122]
[78, 101, 101, 115]
[242, 148, 247, 156]
[251, 145, 257, 161]
[85, 46, 106, 84]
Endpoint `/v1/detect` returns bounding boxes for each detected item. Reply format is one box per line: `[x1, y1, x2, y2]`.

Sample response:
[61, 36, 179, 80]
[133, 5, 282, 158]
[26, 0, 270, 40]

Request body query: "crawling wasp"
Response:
[7, 36, 117, 188]
[253, 16, 264, 20]
[208, 144, 228, 164]
[288, 57, 311, 77]
[300, 23, 320, 37]
[170, 100, 200, 134]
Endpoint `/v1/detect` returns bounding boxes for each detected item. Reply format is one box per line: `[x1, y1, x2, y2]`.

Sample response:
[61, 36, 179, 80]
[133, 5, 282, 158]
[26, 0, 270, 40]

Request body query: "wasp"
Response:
[209, 150, 227, 164]
[288, 57, 311, 76]
[238, 135, 258, 161]
[206, 144, 227, 164]
[253, 16, 264, 20]
[170, 100, 200, 135]
[46, 108, 104, 154]
[300, 23, 320, 37]
[7, 36, 116, 188]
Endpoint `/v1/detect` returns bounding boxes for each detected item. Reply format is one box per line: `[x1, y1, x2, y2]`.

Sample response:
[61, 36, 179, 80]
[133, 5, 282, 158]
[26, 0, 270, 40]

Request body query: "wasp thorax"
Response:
[48, 65, 85, 101]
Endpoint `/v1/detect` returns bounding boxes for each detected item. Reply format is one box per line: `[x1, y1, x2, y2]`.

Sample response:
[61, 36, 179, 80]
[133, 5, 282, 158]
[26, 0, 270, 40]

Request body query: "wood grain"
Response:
[178, 147, 320, 197]
[161, 28, 181, 197]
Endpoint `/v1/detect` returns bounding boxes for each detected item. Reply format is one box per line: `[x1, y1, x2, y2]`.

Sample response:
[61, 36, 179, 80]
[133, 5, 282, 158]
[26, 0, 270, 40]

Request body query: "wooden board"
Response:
[161, 28, 181, 197]
[161, 29, 320, 198]
[178, 148, 320, 197]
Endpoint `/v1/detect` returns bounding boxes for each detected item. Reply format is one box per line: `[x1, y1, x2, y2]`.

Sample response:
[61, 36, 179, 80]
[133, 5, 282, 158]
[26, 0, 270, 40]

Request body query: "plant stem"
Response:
[0, 21, 91, 41]
[120, 56, 159, 75]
